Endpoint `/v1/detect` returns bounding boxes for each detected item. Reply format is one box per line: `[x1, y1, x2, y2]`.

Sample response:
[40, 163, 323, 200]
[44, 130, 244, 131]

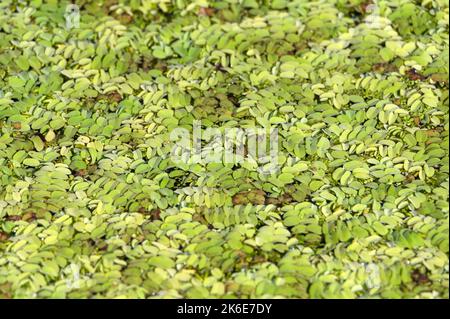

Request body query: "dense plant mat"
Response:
[0, 0, 448, 299]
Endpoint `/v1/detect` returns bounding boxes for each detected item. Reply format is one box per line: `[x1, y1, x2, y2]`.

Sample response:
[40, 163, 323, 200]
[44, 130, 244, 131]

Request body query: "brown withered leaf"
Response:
[265, 193, 294, 206]
[12, 122, 21, 130]
[5, 215, 21, 221]
[74, 169, 87, 177]
[413, 116, 421, 127]
[107, 91, 122, 102]
[430, 73, 449, 86]
[372, 62, 397, 73]
[0, 282, 12, 299]
[359, 0, 374, 14]
[232, 189, 266, 205]
[117, 13, 133, 24]
[406, 69, 427, 81]
[0, 231, 10, 241]
[404, 173, 416, 183]
[411, 269, 430, 285]
[138, 207, 161, 220]
[22, 212, 37, 222]
[192, 213, 208, 224]
[198, 7, 215, 17]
